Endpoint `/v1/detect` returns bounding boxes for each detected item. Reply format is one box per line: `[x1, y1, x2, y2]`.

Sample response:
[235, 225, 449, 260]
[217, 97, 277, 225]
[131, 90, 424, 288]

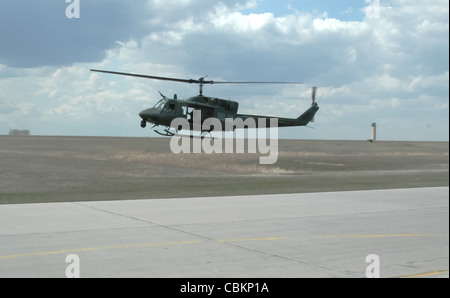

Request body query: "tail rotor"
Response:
[311, 86, 317, 105]
[311, 86, 317, 122]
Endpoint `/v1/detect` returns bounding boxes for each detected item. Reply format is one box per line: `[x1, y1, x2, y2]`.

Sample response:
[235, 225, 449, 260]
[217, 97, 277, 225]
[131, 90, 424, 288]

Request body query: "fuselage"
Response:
[139, 95, 319, 131]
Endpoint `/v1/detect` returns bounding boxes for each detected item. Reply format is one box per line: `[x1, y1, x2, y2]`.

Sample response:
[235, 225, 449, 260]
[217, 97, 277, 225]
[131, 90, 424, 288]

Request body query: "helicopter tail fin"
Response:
[295, 87, 319, 125]
[296, 103, 319, 125]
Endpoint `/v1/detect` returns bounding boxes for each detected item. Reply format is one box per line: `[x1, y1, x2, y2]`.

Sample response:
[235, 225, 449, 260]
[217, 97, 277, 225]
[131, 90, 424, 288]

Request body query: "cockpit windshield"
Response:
[152, 98, 168, 111]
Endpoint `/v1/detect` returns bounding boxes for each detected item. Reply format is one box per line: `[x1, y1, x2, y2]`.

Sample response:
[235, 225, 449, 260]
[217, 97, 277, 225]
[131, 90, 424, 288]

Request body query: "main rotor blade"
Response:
[90, 69, 303, 85]
[90, 69, 200, 84]
[211, 81, 303, 84]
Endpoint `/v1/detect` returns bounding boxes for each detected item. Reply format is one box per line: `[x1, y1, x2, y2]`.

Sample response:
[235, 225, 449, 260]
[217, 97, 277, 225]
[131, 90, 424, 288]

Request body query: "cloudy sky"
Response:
[0, 0, 448, 140]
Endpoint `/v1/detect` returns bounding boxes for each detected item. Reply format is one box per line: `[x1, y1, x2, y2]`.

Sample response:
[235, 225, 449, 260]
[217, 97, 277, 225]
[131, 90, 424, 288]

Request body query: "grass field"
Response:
[0, 136, 448, 204]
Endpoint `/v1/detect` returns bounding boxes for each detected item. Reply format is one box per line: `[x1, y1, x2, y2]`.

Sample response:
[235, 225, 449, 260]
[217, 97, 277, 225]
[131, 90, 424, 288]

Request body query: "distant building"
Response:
[9, 129, 30, 136]
[371, 123, 376, 142]
[367, 123, 376, 143]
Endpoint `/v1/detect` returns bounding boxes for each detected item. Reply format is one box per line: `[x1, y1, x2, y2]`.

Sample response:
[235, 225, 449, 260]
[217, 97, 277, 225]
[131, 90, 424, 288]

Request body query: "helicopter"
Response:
[90, 69, 319, 137]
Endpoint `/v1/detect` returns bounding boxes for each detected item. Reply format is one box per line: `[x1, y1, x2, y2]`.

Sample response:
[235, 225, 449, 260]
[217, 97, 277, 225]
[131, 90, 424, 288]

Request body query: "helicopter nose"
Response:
[139, 109, 149, 119]
[139, 108, 153, 119]
[139, 108, 159, 122]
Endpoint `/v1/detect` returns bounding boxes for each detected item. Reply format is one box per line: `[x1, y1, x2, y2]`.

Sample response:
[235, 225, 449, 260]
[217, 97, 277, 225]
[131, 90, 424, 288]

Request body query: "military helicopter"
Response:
[90, 69, 319, 137]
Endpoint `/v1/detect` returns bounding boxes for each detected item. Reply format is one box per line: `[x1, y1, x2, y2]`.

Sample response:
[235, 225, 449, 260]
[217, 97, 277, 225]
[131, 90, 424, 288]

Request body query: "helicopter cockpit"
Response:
[152, 98, 168, 111]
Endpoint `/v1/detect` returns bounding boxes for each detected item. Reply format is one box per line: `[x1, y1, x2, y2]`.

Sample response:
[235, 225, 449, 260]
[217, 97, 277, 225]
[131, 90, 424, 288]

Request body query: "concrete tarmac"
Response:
[0, 187, 448, 278]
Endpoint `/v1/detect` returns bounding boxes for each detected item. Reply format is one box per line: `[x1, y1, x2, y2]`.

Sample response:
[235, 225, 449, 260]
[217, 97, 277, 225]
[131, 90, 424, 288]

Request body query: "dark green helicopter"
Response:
[90, 69, 319, 136]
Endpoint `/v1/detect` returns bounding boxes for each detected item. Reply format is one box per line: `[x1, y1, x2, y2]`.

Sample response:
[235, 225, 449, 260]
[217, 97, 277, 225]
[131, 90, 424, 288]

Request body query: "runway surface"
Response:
[0, 187, 448, 278]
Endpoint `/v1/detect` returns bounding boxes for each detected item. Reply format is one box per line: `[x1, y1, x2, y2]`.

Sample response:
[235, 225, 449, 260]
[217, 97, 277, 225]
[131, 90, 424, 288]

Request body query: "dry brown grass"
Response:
[109, 151, 294, 175]
[0, 136, 447, 204]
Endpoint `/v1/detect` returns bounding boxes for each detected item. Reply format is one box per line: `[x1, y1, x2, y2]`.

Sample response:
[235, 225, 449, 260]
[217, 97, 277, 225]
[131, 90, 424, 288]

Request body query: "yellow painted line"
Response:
[326, 234, 441, 238]
[0, 237, 284, 260]
[0, 240, 202, 260]
[217, 237, 286, 243]
[396, 269, 449, 278]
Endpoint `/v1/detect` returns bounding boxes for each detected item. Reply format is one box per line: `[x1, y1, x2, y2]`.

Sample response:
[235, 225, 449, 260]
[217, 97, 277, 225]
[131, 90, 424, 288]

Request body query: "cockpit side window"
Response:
[161, 102, 176, 114]
[153, 98, 168, 111]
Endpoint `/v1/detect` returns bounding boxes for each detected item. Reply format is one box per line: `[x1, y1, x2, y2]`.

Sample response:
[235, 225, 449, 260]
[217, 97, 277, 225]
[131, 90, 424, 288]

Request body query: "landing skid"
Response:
[154, 127, 176, 137]
[154, 127, 214, 139]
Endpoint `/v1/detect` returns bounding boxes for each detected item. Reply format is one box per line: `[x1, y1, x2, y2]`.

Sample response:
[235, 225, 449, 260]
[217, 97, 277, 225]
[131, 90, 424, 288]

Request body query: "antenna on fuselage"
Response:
[158, 91, 167, 99]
